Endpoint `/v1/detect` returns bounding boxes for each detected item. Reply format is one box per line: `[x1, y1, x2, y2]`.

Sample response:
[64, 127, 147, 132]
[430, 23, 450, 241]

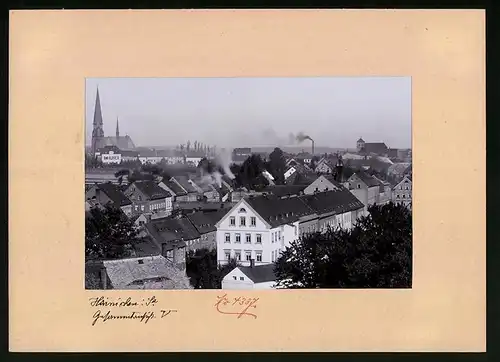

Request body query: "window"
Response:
[357, 184, 361, 189]
[405, 187, 409, 190]
[403, 195, 406, 198]
[224, 250, 231, 260]
[235, 250, 241, 261]
[271, 233, 274, 243]
[240, 217, 246, 226]
[233, 276, 237, 280]
[230, 217, 235, 226]
[396, 195, 400, 199]
[141, 205, 145, 211]
[240, 277, 244, 281]
[250, 217, 256, 226]
[294, 226, 297, 235]
[245, 251, 252, 261]
[256, 234, 262, 244]
[271, 250, 275, 262]
[245, 234, 251, 243]
[235, 233, 241, 243]
[278, 231, 281, 240]
[256, 252, 262, 262]
[239, 208, 247, 213]
[225, 233, 230, 243]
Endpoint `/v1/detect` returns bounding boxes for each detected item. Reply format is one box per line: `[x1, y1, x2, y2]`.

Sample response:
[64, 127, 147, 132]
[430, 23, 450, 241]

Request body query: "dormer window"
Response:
[239, 208, 247, 213]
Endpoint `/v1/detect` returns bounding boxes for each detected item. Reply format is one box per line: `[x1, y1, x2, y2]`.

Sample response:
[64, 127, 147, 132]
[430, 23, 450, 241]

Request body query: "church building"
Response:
[91, 87, 136, 154]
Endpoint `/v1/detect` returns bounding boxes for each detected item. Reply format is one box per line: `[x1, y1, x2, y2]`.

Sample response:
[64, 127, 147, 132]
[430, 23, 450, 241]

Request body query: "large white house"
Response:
[215, 189, 365, 266]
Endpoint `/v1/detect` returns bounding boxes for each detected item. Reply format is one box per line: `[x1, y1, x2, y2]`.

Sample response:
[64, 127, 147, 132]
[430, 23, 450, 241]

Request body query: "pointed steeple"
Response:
[91, 87, 105, 154]
[93, 87, 103, 126]
[116, 117, 120, 138]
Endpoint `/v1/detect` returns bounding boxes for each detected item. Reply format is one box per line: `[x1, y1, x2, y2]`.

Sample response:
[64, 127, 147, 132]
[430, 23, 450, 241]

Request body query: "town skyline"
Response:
[85, 77, 412, 150]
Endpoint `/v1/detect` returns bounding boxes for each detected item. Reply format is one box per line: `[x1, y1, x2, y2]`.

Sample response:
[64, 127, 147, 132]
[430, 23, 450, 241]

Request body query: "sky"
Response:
[85, 77, 411, 149]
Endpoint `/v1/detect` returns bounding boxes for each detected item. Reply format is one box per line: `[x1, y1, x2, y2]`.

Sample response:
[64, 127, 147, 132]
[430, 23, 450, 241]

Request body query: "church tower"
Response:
[91, 87, 105, 154]
[116, 117, 120, 139]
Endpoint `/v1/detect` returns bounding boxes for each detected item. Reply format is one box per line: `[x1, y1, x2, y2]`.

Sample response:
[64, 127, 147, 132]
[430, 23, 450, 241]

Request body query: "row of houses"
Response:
[94, 145, 207, 166]
[86, 164, 412, 290]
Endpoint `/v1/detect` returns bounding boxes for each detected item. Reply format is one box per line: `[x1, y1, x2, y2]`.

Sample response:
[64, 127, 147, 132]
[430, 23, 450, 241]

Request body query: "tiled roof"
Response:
[132, 236, 161, 257]
[354, 171, 380, 188]
[171, 176, 199, 194]
[238, 264, 276, 283]
[162, 180, 187, 196]
[262, 185, 307, 198]
[388, 163, 411, 175]
[103, 255, 191, 289]
[245, 195, 314, 228]
[96, 182, 132, 207]
[301, 189, 364, 216]
[133, 180, 172, 200]
[186, 210, 227, 234]
[146, 216, 200, 243]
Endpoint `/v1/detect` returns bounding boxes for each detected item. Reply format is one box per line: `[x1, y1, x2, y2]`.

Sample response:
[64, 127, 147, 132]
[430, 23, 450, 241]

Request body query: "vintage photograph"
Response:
[85, 77, 412, 290]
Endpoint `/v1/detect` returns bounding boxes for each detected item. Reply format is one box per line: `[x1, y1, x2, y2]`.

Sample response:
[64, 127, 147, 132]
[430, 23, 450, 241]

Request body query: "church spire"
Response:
[116, 117, 120, 138]
[91, 87, 105, 154]
[93, 87, 103, 127]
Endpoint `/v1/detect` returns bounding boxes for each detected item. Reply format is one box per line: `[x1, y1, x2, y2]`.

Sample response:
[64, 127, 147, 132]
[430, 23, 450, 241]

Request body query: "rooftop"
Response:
[95, 182, 132, 207]
[133, 180, 172, 200]
[102, 255, 191, 289]
[238, 264, 276, 283]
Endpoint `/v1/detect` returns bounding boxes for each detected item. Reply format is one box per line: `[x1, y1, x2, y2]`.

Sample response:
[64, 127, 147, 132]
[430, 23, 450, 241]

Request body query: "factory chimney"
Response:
[311, 139, 315, 156]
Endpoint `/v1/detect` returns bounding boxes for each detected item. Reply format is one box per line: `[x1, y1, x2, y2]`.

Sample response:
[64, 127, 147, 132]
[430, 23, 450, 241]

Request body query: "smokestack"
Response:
[311, 139, 315, 155]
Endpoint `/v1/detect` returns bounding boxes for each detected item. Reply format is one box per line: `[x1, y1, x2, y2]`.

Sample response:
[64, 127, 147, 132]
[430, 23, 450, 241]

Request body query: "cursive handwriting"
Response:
[89, 296, 158, 308]
[214, 294, 259, 319]
[88, 295, 175, 326]
[91, 309, 177, 326]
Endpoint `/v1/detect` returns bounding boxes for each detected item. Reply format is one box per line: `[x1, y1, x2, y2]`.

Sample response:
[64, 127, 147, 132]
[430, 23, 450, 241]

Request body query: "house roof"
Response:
[186, 210, 227, 234]
[132, 236, 161, 257]
[286, 171, 318, 186]
[96, 182, 132, 207]
[353, 171, 380, 188]
[102, 255, 190, 289]
[300, 189, 364, 216]
[171, 176, 198, 194]
[357, 138, 364, 142]
[121, 150, 139, 157]
[387, 162, 411, 175]
[238, 264, 276, 283]
[262, 185, 307, 198]
[146, 216, 200, 244]
[162, 180, 187, 196]
[133, 180, 172, 200]
[232, 148, 252, 154]
[245, 194, 314, 227]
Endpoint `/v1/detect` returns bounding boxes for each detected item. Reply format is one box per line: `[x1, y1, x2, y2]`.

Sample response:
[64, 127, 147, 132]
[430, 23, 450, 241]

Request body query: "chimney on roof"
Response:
[250, 258, 255, 268]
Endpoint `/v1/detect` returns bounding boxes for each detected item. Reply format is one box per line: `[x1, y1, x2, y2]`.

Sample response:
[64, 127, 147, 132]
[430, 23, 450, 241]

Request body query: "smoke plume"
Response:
[215, 148, 236, 180]
[295, 132, 313, 143]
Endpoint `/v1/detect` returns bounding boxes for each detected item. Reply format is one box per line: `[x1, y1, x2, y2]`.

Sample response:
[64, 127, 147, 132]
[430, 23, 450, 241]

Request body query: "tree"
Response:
[274, 202, 412, 288]
[85, 205, 143, 261]
[268, 147, 286, 185]
[186, 248, 240, 289]
[114, 169, 130, 185]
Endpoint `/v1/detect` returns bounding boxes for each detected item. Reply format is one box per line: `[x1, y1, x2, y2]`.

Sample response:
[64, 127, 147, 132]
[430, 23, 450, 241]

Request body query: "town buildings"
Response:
[124, 180, 173, 217]
[215, 188, 364, 266]
[392, 175, 412, 208]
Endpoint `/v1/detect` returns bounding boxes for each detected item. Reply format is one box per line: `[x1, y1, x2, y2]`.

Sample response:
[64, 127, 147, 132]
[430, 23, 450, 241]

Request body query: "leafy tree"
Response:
[85, 205, 143, 261]
[114, 169, 130, 185]
[274, 202, 412, 288]
[268, 147, 286, 185]
[186, 248, 241, 289]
